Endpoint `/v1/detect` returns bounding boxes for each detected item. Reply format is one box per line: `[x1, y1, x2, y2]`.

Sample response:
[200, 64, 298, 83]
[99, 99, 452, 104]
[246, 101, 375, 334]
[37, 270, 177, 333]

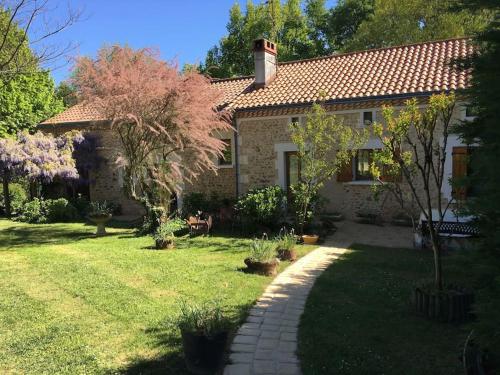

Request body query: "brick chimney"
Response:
[253, 39, 277, 89]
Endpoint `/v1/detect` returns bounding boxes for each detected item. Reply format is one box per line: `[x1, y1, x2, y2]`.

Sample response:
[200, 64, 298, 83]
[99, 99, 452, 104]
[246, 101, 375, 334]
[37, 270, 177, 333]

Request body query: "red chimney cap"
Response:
[253, 39, 277, 55]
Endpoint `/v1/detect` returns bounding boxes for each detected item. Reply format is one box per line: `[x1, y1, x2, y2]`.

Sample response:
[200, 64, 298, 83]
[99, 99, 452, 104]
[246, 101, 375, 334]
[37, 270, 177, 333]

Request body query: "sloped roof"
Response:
[221, 37, 472, 110]
[40, 103, 105, 125]
[41, 37, 472, 125]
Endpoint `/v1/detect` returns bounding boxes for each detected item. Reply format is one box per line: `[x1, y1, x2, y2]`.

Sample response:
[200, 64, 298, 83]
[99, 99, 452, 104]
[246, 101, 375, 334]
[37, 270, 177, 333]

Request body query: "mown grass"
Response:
[0, 219, 315, 374]
[298, 244, 472, 375]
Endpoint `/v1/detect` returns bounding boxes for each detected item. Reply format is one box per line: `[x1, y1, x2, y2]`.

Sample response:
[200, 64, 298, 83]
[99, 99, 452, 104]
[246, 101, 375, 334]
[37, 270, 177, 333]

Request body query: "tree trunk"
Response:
[2, 169, 11, 218]
[429, 227, 443, 291]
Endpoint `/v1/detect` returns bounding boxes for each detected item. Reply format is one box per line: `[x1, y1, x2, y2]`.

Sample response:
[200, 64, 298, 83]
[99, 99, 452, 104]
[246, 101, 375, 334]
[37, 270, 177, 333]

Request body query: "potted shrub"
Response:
[152, 218, 186, 249]
[177, 301, 230, 375]
[275, 227, 298, 261]
[88, 201, 113, 236]
[244, 235, 279, 276]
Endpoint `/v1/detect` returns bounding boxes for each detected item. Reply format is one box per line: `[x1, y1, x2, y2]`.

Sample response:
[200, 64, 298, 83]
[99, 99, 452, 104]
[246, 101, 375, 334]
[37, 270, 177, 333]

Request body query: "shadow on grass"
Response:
[117, 302, 255, 375]
[0, 222, 126, 250]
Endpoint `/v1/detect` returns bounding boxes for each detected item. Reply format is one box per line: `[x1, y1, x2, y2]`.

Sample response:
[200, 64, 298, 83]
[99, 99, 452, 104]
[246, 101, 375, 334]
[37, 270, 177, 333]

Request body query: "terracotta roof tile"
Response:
[40, 103, 105, 125]
[220, 37, 473, 110]
[41, 38, 472, 125]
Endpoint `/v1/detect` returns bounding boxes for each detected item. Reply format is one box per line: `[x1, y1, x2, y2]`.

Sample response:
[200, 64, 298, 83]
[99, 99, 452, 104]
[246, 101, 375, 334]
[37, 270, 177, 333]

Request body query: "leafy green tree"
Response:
[324, 0, 374, 51]
[55, 81, 78, 108]
[0, 71, 63, 136]
[454, 0, 500, 366]
[371, 93, 456, 291]
[203, 0, 328, 78]
[290, 102, 367, 234]
[346, 0, 489, 51]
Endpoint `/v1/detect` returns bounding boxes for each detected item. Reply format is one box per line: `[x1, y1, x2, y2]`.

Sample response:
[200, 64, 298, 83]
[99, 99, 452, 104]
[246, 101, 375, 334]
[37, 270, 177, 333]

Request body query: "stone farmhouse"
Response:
[39, 37, 475, 219]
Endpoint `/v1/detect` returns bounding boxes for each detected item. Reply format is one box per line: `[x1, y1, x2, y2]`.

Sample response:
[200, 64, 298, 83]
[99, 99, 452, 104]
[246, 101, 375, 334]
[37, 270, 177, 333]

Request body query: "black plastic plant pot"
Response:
[181, 330, 228, 374]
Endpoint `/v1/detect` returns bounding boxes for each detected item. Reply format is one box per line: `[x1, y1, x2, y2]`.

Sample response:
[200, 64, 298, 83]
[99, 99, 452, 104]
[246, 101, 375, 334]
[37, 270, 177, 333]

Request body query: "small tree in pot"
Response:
[244, 235, 279, 276]
[88, 201, 113, 236]
[289, 100, 368, 239]
[152, 218, 186, 249]
[176, 300, 230, 375]
[371, 93, 474, 322]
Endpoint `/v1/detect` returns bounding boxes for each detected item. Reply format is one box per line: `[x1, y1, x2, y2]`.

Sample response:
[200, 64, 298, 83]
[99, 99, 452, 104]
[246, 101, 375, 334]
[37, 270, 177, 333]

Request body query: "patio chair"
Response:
[186, 215, 213, 236]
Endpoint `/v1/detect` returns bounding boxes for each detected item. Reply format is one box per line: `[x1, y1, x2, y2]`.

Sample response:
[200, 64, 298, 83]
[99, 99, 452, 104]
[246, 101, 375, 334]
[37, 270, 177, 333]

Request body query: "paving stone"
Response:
[247, 316, 264, 324]
[224, 363, 251, 375]
[260, 324, 280, 332]
[279, 340, 298, 353]
[280, 332, 297, 342]
[238, 327, 261, 337]
[253, 360, 277, 374]
[231, 343, 256, 353]
[229, 352, 253, 363]
[234, 335, 259, 345]
[257, 338, 280, 349]
[278, 362, 301, 374]
[254, 349, 275, 360]
[260, 330, 280, 339]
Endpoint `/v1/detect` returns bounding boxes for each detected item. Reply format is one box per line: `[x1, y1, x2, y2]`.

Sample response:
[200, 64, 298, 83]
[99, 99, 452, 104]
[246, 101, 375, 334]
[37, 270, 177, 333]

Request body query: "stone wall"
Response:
[41, 123, 143, 217]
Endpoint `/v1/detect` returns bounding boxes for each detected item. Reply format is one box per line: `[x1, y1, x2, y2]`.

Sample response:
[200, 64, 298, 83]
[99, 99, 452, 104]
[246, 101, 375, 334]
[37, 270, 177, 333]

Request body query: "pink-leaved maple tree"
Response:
[71, 45, 232, 209]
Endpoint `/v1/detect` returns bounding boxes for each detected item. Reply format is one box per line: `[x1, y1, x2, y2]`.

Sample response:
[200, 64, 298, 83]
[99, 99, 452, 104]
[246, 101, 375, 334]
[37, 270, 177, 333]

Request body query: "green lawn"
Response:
[298, 244, 471, 375]
[0, 219, 315, 374]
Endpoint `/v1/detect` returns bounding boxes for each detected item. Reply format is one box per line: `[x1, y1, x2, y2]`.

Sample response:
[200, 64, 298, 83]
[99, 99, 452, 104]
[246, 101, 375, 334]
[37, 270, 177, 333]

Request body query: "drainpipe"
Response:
[233, 116, 240, 198]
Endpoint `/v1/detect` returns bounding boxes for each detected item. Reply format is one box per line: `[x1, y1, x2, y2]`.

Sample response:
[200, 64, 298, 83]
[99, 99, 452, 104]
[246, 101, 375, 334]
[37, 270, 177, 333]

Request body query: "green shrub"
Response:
[152, 218, 187, 242]
[0, 183, 27, 215]
[17, 198, 47, 223]
[71, 194, 91, 216]
[182, 192, 231, 217]
[176, 300, 230, 336]
[235, 186, 285, 228]
[46, 198, 79, 223]
[249, 236, 278, 263]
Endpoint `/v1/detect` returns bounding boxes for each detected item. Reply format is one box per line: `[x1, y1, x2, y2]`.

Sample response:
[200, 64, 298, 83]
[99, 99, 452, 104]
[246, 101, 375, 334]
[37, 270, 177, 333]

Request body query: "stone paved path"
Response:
[223, 221, 412, 375]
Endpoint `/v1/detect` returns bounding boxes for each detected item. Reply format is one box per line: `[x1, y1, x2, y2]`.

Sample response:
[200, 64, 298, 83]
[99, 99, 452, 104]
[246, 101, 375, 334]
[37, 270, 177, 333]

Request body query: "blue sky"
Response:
[36, 0, 335, 84]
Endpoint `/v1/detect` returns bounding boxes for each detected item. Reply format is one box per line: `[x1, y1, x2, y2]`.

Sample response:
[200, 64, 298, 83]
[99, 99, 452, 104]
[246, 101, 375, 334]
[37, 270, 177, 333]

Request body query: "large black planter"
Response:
[413, 285, 474, 324]
[181, 330, 228, 374]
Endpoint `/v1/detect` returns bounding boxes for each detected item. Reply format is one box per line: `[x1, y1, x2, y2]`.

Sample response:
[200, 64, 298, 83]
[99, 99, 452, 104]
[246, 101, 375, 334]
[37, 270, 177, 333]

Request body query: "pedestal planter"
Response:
[302, 234, 319, 245]
[244, 258, 279, 276]
[181, 330, 228, 375]
[413, 285, 474, 324]
[88, 214, 112, 236]
[277, 248, 297, 261]
[155, 238, 174, 250]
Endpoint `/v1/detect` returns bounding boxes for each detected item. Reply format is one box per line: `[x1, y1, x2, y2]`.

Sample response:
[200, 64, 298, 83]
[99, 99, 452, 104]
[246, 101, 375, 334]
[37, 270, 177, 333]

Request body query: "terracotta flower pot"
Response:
[181, 330, 228, 375]
[277, 248, 297, 261]
[302, 234, 319, 245]
[88, 214, 112, 236]
[244, 258, 279, 276]
[155, 238, 174, 250]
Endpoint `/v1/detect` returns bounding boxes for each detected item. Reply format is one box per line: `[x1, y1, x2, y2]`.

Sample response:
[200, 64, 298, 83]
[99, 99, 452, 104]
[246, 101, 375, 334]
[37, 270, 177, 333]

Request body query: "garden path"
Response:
[223, 221, 413, 375]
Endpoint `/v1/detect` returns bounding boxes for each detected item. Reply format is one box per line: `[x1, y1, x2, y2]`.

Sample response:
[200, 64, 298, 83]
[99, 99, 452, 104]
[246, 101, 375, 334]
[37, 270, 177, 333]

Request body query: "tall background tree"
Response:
[202, 0, 488, 78]
[454, 0, 500, 368]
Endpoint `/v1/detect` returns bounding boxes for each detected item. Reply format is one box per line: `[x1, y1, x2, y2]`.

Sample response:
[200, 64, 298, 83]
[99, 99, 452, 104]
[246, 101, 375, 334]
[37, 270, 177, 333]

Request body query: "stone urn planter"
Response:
[302, 234, 319, 245]
[181, 330, 228, 375]
[413, 283, 474, 323]
[88, 214, 112, 236]
[244, 258, 279, 276]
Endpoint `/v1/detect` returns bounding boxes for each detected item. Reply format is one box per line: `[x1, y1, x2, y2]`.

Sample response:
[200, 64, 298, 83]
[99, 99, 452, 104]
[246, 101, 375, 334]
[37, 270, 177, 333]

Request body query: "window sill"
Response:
[343, 180, 379, 186]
